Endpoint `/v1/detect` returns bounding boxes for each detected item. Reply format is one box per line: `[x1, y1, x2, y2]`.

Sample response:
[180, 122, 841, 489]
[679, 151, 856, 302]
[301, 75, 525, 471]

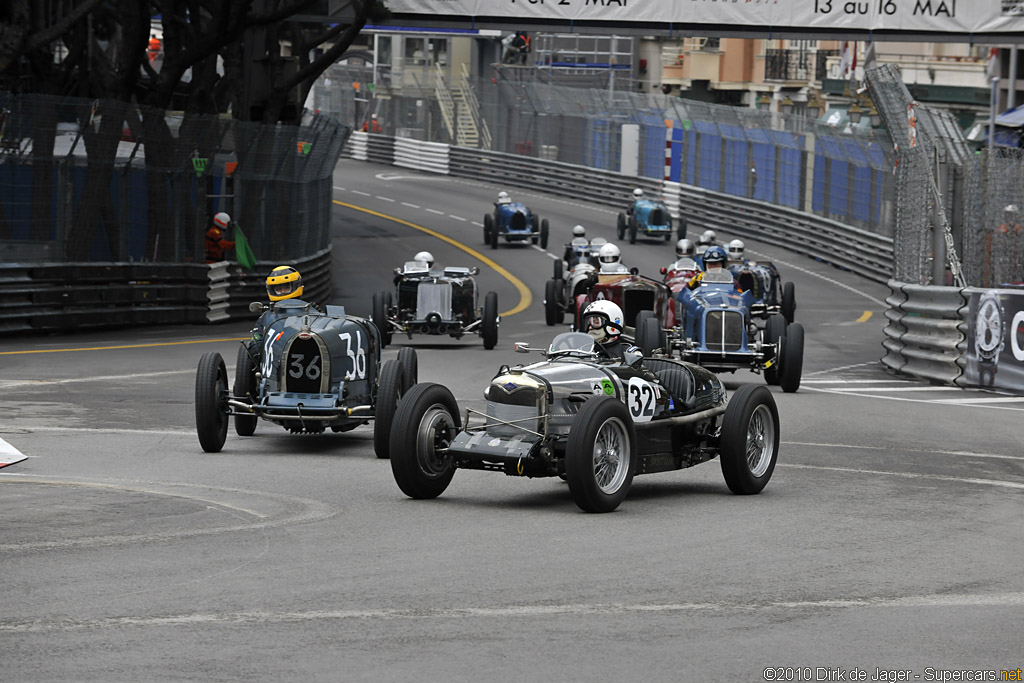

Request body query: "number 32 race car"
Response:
[195, 298, 417, 460]
[388, 331, 780, 513]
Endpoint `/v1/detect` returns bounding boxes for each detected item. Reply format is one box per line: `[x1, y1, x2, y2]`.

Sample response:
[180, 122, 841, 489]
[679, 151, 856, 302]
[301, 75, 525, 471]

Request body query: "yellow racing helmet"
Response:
[266, 265, 303, 301]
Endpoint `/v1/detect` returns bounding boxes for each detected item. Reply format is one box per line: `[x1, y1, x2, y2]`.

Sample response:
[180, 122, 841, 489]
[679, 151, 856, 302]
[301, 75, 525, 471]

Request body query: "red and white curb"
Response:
[0, 437, 27, 469]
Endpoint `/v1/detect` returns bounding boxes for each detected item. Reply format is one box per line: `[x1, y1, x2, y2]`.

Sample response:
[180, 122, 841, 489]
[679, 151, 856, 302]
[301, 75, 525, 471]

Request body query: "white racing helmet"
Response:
[496, 191, 511, 204]
[727, 239, 745, 261]
[572, 225, 586, 238]
[675, 238, 695, 258]
[598, 242, 621, 265]
[632, 188, 644, 199]
[582, 300, 624, 344]
[698, 229, 717, 246]
[414, 251, 435, 267]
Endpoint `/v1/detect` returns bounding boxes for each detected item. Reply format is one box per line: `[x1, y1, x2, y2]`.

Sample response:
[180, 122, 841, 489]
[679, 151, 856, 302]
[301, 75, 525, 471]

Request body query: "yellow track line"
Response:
[0, 338, 246, 355]
[856, 311, 873, 323]
[334, 200, 533, 317]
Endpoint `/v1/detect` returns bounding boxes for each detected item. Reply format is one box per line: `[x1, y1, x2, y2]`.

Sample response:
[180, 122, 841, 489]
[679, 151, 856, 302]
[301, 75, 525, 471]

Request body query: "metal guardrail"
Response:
[0, 248, 333, 335]
[881, 280, 967, 385]
[394, 138, 450, 174]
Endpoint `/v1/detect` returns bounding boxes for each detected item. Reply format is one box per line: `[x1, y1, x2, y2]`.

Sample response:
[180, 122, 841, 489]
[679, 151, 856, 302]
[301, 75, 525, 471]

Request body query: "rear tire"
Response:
[482, 291, 499, 349]
[390, 383, 460, 499]
[617, 213, 626, 240]
[719, 384, 779, 494]
[398, 346, 418, 387]
[373, 359, 406, 459]
[782, 282, 796, 323]
[373, 290, 392, 347]
[565, 397, 636, 513]
[233, 344, 258, 436]
[544, 279, 562, 327]
[490, 221, 499, 249]
[553, 258, 563, 280]
[195, 352, 229, 453]
[629, 218, 637, 245]
[483, 213, 493, 244]
[540, 218, 549, 249]
[636, 313, 663, 356]
[779, 322, 804, 393]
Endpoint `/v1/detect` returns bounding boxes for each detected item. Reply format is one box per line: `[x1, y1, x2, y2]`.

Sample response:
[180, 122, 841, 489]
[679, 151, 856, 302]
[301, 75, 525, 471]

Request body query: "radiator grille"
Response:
[705, 310, 743, 351]
[416, 282, 452, 319]
[485, 401, 540, 437]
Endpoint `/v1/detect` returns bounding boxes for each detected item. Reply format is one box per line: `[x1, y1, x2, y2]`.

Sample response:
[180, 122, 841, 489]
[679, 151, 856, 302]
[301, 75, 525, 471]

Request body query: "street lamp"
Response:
[757, 94, 772, 111]
[806, 97, 822, 119]
[868, 104, 881, 128]
[848, 102, 863, 124]
[780, 97, 794, 116]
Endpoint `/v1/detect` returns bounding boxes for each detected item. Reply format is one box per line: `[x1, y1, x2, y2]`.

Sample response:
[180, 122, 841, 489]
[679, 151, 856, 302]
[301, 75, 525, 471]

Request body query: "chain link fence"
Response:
[867, 63, 1024, 287]
[313, 62, 894, 237]
[0, 92, 350, 265]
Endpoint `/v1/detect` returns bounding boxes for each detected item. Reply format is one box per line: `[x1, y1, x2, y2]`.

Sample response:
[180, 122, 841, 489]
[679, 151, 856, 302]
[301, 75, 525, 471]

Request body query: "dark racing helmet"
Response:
[266, 265, 303, 301]
[702, 245, 727, 269]
[675, 238, 695, 258]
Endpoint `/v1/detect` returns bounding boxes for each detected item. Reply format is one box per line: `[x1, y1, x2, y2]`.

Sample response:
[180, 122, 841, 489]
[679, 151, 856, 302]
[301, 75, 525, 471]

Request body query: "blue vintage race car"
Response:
[617, 198, 685, 245]
[730, 261, 796, 323]
[195, 298, 416, 459]
[484, 202, 549, 249]
[662, 269, 804, 392]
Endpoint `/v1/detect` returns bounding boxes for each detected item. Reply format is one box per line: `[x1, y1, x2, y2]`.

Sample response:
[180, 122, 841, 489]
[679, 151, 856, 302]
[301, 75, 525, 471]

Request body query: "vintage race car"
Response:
[661, 256, 701, 295]
[194, 299, 417, 459]
[372, 261, 499, 349]
[730, 261, 796, 323]
[570, 267, 678, 336]
[664, 269, 804, 392]
[484, 201, 549, 249]
[617, 198, 685, 245]
[388, 331, 781, 513]
[544, 237, 608, 326]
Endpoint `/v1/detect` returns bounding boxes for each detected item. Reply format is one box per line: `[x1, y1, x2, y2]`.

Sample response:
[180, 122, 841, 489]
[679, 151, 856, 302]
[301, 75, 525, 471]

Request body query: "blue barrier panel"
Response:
[670, 125, 684, 183]
[685, 128, 698, 185]
[586, 119, 613, 171]
[747, 129, 776, 204]
[641, 123, 666, 179]
[720, 124, 748, 197]
[127, 168, 149, 261]
[0, 164, 30, 238]
[693, 121, 721, 192]
[840, 139, 872, 222]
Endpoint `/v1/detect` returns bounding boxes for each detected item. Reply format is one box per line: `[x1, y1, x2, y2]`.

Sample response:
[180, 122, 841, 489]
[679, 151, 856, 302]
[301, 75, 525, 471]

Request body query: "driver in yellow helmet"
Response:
[265, 265, 303, 301]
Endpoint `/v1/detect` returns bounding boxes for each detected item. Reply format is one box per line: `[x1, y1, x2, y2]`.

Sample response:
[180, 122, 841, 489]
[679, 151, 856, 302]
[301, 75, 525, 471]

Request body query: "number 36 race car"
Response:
[194, 298, 417, 460]
[388, 331, 780, 513]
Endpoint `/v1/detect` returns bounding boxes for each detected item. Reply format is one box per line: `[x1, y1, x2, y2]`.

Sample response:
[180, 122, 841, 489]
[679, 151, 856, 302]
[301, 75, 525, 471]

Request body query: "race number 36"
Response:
[627, 377, 656, 423]
[339, 330, 366, 380]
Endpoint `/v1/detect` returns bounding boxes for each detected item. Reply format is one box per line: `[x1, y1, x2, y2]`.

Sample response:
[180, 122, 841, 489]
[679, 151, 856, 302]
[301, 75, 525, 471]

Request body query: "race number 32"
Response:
[627, 377, 656, 423]
[339, 331, 366, 380]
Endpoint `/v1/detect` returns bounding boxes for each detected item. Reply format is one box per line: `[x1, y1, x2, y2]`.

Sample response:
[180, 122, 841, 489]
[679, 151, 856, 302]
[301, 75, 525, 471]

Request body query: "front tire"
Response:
[195, 352, 229, 453]
[617, 213, 626, 240]
[565, 397, 636, 513]
[483, 213, 493, 244]
[390, 383, 461, 499]
[398, 346, 418, 386]
[779, 322, 804, 393]
[482, 291, 499, 349]
[636, 312, 663, 356]
[553, 258, 563, 280]
[629, 217, 638, 245]
[490, 222, 499, 250]
[544, 279, 563, 327]
[719, 384, 779, 494]
[763, 314, 786, 386]
[374, 359, 406, 459]
[540, 218, 549, 249]
[233, 344, 258, 436]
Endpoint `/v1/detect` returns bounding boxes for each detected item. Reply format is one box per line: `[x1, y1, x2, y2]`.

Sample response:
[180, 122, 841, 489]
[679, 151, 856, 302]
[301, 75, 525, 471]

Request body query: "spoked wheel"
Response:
[565, 397, 636, 513]
[195, 351, 229, 453]
[763, 314, 786, 386]
[390, 383, 461, 499]
[719, 384, 779, 494]
[232, 344, 258, 436]
[482, 291, 499, 349]
[374, 359, 406, 459]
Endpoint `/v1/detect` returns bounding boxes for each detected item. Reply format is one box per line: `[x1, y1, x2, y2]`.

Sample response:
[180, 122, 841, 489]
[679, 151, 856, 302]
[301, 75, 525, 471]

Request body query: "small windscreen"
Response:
[548, 332, 596, 354]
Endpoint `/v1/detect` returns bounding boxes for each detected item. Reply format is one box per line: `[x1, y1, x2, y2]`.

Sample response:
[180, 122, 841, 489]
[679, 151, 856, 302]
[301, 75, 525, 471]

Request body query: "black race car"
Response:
[372, 261, 499, 349]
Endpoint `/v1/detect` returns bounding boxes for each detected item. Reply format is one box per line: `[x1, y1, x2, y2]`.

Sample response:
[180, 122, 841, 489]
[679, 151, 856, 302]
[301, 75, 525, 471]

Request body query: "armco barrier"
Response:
[394, 138, 450, 174]
[881, 280, 967, 385]
[343, 137, 892, 284]
[0, 248, 332, 335]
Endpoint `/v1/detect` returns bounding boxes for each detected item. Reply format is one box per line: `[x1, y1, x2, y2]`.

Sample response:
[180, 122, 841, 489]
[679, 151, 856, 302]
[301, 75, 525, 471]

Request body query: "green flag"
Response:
[234, 224, 257, 270]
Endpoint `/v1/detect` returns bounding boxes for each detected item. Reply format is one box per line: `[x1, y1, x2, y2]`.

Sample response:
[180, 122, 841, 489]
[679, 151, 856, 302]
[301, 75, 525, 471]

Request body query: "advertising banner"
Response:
[963, 288, 1024, 392]
[384, 0, 1024, 35]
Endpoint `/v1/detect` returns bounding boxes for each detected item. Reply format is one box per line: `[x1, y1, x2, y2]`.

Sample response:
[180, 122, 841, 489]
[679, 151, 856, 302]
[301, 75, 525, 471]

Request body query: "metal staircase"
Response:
[433, 62, 491, 149]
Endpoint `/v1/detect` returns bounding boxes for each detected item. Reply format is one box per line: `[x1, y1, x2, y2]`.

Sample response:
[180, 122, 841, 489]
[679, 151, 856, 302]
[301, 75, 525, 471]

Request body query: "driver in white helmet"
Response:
[413, 251, 435, 268]
[563, 225, 589, 267]
[581, 300, 631, 361]
[627, 187, 644, 216]
[726, 239, 745, 264]
[495, 190, 512, 206]
[669, 238, 697, 271]
[396, 251, 435, 284]
[597, 242, 627, 274]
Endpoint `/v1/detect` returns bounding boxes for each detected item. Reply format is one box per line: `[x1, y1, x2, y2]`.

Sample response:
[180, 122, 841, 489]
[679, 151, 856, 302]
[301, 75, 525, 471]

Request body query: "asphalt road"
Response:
[1, 160, 1021, 682]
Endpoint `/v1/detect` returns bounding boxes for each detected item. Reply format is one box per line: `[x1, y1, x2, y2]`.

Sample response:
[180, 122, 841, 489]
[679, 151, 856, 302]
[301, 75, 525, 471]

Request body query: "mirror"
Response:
[629, 267, 639, 276]
[471, 266, 480, 275]
[514, 342, 531, 353]
[249, 301, 267, 313]
[623, 345, 644, 368]
[659, 267, 667, 275]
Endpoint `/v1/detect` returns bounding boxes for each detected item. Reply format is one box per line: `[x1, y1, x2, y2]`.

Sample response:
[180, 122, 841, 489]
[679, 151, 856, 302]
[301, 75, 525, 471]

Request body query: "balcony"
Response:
[764, 49, 837, 83]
